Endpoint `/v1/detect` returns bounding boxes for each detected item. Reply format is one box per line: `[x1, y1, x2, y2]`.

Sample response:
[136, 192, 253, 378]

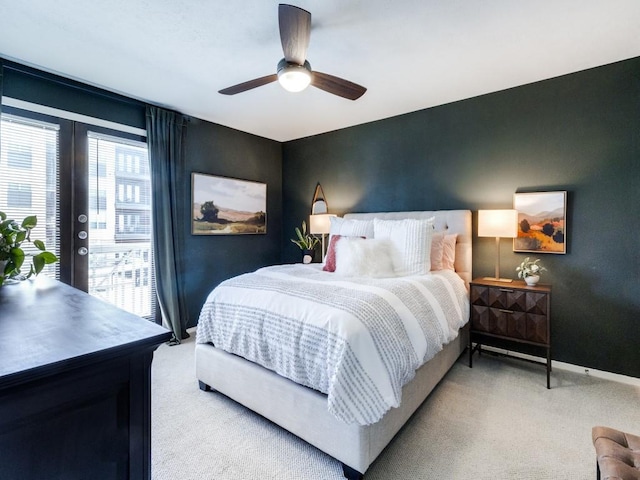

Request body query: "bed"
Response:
[195, 210, 472, 479]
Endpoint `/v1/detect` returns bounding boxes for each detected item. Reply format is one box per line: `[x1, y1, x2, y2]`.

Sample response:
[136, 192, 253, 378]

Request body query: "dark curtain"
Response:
[146, 105, 189, 344]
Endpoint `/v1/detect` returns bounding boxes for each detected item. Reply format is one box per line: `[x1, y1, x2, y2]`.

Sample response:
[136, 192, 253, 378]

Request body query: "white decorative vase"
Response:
[524, 275, 540, 286]
[302, 249, 314, 264]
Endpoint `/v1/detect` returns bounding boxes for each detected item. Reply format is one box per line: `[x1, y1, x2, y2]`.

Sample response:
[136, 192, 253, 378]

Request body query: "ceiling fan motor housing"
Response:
[277, 58, 312, 92]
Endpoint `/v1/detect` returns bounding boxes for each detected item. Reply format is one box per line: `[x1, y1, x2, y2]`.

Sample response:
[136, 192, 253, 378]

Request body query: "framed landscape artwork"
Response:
[192, 173, 266, 235]
[513, 191, 566, 254]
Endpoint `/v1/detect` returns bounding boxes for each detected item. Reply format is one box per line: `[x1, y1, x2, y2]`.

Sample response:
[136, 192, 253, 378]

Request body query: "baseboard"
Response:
[476, 344, 640, 387]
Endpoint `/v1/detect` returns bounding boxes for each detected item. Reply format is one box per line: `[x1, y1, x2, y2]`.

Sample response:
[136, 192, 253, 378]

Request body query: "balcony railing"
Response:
[88, 243, 155, 318]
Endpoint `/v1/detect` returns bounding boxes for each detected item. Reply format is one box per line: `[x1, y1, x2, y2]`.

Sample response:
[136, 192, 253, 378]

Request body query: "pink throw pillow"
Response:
[430, 233, 445, 271]
[442, 234, 457, 270]
[323, 235, 343, 272]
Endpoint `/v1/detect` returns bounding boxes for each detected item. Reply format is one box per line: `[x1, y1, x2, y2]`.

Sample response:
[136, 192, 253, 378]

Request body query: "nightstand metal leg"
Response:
[546, 348, 551, 389]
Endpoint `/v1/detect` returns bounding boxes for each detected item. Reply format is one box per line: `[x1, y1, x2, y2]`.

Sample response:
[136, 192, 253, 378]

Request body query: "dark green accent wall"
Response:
[182, 118, 282, 327]
[283, 57, 640, 378]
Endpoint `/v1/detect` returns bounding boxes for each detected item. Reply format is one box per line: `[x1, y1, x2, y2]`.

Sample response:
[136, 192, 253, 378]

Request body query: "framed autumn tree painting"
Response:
[513, 191, 566, 254]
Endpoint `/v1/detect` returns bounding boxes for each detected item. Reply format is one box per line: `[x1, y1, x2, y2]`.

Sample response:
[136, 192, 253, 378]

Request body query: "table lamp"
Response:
[478, 209, 518, 282]
[309, 214, 335, 259]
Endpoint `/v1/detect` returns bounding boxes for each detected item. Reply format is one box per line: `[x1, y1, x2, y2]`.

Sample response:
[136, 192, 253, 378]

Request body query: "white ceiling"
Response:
[2, 1, 639, 142]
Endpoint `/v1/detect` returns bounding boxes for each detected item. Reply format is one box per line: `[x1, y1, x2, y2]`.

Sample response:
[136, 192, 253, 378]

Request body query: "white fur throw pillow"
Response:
[373, 217, 435, 276]
[334, 238, 396, 278]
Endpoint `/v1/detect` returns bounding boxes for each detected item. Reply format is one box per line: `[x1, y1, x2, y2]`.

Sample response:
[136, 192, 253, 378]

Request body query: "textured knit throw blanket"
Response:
[196, 264, 469, 425]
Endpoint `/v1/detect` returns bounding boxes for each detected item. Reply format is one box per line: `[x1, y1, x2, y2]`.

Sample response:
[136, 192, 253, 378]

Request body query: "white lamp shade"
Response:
[478, 209, 518, 238]
[309, 214, 335, 235]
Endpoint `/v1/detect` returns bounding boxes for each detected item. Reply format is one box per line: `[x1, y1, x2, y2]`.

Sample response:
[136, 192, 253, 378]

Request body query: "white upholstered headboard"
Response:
[343, 210, 472, 286]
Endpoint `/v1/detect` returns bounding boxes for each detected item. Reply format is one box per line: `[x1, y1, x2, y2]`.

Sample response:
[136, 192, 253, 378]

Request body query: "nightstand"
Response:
[468, 277, 552, 388]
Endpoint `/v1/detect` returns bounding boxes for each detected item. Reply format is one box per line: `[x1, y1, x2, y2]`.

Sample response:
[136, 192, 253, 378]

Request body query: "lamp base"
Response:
[483, 276, 513, 283]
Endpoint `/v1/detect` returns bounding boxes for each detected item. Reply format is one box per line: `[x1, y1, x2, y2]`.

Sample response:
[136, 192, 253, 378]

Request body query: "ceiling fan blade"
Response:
[279, 4, 311, 65]
[218, 74, 278, 95]
[311, 72, 367, 100]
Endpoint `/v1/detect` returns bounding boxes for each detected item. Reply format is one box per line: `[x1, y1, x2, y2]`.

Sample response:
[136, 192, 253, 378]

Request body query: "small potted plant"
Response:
[0, 211, 58, 286]
[290, 220, 319, 264]
[516, 257, 547, 286]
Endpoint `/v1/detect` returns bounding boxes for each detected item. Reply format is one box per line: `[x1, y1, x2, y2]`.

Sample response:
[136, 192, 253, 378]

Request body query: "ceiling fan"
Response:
[218, 4, 367, 101]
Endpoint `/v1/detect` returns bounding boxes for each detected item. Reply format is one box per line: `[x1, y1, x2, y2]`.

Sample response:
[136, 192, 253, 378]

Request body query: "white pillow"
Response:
[373, 217, 435, 276]
[334, 238, 396, 278]
[329, 217, 374, 238]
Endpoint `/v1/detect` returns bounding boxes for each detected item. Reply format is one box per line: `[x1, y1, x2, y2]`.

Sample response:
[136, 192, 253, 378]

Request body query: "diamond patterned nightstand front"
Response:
[469, 277, 552, 388]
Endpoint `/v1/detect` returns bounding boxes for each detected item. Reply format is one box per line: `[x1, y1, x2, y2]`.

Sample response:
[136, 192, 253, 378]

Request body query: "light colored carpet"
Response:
[152, 331, 640, 479]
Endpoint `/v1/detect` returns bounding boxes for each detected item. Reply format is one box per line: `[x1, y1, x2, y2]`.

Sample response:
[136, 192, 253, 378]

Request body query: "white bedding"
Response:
[196, 264, 469, 426]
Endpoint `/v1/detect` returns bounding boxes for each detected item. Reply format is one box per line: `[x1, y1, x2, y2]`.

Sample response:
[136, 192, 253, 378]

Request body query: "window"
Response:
[1, 109, 155, 320]
[88, 132, 155, 318]
[89, 159, 107, 177]
[89, 190, 107, 211]
[7, 183, 32, 208]
[7, 144, 32, 169]
[116, 146, 148, 176]
[0, 113, 60, 280]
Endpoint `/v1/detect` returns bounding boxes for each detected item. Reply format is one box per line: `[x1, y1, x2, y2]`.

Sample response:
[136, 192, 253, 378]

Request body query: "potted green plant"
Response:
[0, 211, 58, 286]
[516, 257, 547, 286]
[290, 220, 319, 264]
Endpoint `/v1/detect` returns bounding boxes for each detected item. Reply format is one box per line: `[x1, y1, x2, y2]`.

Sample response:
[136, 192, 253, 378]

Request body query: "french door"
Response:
[0, 106, 156, 319]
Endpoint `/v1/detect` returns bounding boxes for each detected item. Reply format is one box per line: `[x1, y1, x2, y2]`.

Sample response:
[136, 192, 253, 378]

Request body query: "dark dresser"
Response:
[0, 277, 171, 480]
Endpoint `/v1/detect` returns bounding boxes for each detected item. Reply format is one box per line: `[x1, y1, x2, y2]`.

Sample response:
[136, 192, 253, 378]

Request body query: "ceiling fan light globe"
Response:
[277, 60, 312, 93]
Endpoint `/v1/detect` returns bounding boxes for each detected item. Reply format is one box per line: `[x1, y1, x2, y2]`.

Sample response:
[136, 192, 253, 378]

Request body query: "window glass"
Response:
[0, 114, 60, 279]
[87, 133, 155, 318]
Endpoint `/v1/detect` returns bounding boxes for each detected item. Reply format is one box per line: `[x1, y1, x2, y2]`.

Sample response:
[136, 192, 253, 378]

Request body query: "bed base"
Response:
[199, 379, 365, 479]
[196, 327, 468, 478]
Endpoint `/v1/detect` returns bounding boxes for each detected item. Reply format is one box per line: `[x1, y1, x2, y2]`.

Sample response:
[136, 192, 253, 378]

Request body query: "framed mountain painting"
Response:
[192, 173, 266, 235]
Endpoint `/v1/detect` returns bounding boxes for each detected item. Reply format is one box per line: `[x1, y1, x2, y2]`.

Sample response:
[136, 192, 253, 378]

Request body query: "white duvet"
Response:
[196, 264, 469, 425]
